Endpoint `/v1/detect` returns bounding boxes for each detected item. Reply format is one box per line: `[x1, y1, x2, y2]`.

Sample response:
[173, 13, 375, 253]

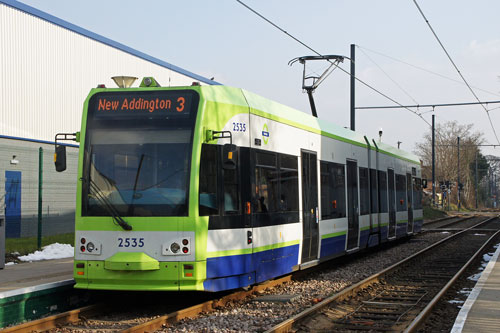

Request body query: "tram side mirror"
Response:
[422, 179, 427, 189]
[222, 144, 237, 170]
[54, 145, 67, 172]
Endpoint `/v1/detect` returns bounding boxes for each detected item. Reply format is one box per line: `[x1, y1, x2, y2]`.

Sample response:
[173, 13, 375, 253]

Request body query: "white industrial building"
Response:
[0, 0, 217, 238]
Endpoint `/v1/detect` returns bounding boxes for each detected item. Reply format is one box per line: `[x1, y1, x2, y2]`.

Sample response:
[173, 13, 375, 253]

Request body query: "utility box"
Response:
[0, 216, 5, 269]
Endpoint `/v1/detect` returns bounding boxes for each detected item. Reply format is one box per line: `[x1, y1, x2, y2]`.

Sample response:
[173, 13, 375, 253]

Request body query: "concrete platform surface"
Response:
[0, 258, 73, 294]
[452, 241, 500, 332]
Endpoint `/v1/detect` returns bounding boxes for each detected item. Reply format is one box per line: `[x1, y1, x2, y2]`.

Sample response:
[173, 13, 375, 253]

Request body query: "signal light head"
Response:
[182, 247, 189, 254]
[80, 246, 86, 252]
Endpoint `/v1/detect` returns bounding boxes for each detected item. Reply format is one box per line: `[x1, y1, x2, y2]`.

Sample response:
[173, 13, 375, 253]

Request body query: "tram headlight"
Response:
[170, 242, 180, 254]
[86, 242, 95, 252]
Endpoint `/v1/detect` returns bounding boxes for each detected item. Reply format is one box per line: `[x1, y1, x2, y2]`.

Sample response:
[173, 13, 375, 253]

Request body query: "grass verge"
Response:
[423, 204, 448, 220]
[5, 233, 74, 255]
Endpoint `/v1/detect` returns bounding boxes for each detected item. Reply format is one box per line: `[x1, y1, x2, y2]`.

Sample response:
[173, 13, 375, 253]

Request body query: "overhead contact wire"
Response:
[357, 46, 419, 105]
[412, 0, 500, 145]
[235, 0, 431, 126]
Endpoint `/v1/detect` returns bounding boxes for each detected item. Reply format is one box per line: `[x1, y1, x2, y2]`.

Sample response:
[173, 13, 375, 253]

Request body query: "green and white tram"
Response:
[56, 77, 423, 291]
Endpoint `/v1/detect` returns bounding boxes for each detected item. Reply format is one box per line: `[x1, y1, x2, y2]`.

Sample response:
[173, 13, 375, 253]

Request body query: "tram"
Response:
[55, 77, 423, 291]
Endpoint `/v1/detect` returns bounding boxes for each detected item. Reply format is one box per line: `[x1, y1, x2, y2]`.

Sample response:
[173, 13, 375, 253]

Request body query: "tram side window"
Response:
[320, 161, 346, 219]
[224, 166, 239, 214]
[378, 171, 388, 213]
[255, 152, 278, 213]
[279, 154, 299, 211]
[359, 167, 370, 215]
[199, 144, 218, 216]
[413, 177, 423, 209]
[370, 169, 378, 213]
[396, 174, 407, 211]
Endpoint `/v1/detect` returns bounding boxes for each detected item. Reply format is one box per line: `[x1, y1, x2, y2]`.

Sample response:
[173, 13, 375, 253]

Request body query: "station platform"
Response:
[0, 258, 73, 294]
[0, 258, 79, 328]
[452, 240, 500, 332]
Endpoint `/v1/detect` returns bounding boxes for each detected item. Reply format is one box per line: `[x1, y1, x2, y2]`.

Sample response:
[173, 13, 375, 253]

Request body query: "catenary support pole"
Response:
[350, 44, 355, 131]
[432, 115, 435, 206]
[457, 137, 460, 211]
[475, 151, 478, 209]
[37, 147, 43, 250]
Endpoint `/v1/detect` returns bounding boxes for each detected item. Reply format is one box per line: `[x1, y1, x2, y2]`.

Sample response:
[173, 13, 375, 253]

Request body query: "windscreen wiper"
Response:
[128, 154, 145, 216]
[83, 177, 132, 231]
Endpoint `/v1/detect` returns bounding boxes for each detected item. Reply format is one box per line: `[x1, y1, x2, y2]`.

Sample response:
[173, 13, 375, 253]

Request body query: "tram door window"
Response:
[413, 178, 422, 210]
[378, 171, 388, 213]
[387, 169, 396, 238]
[278, 154, 299, 212]
[199, 144, 219, 216]
[301, 151, 319, 263]
[224, 166, 239, 213]
[406, 173, 414, 232]
[359, 168, 369, 215]
[255, 152, 278, 213]
[370, 169, 378, 214]
[346, 160, 359, 250]
[396, 175, 407, 212]
[320, 161, 346, 219]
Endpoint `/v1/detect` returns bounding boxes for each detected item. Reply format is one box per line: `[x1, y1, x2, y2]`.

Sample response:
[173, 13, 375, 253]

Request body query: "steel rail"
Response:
[265, 215, 497, 333]
[405, 217, 500, 332]
[0, 304, 104, 333]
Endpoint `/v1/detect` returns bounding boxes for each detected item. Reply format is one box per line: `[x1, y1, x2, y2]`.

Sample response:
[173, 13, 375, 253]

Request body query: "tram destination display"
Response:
[89, 90, 197, 119]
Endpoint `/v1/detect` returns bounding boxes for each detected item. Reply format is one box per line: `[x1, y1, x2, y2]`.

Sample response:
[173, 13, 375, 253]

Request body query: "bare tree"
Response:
[414, 121, 485, 208]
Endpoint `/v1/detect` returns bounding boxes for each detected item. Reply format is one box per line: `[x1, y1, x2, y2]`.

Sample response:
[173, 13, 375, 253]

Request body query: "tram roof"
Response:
[199, 85, 421, 165]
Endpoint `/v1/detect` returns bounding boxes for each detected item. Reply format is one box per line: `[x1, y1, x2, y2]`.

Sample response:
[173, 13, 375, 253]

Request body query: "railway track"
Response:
[4, 216, 493, 332]
[422, 214, 478, 230]
[1, 276, 291, 332]
[266, 215, 500, 332]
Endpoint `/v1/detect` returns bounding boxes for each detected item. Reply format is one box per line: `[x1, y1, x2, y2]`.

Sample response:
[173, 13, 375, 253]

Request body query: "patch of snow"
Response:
[473, 233, 486, 236]
[448, 300, 464, 304]
[18, 243, 74, 262]
[458, 288, 471, 295]
[468, 272, 482, 281]
[441, 231, 450, 234]
[5, 262, 17, 266]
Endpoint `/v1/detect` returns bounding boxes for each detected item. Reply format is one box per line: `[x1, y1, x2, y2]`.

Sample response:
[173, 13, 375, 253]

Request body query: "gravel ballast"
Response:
[160, 232, 451, 332]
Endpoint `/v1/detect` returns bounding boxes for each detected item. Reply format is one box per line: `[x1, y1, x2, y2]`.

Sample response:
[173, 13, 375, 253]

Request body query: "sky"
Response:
[16, 0, 500, 157]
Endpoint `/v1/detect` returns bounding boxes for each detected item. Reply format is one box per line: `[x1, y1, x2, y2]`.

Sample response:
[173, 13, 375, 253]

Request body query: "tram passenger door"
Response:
[346, 160, 359, 251]
[388, 169, 396, 239]
[406, 173, 414, 233]
[301, 151, 319, 264]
